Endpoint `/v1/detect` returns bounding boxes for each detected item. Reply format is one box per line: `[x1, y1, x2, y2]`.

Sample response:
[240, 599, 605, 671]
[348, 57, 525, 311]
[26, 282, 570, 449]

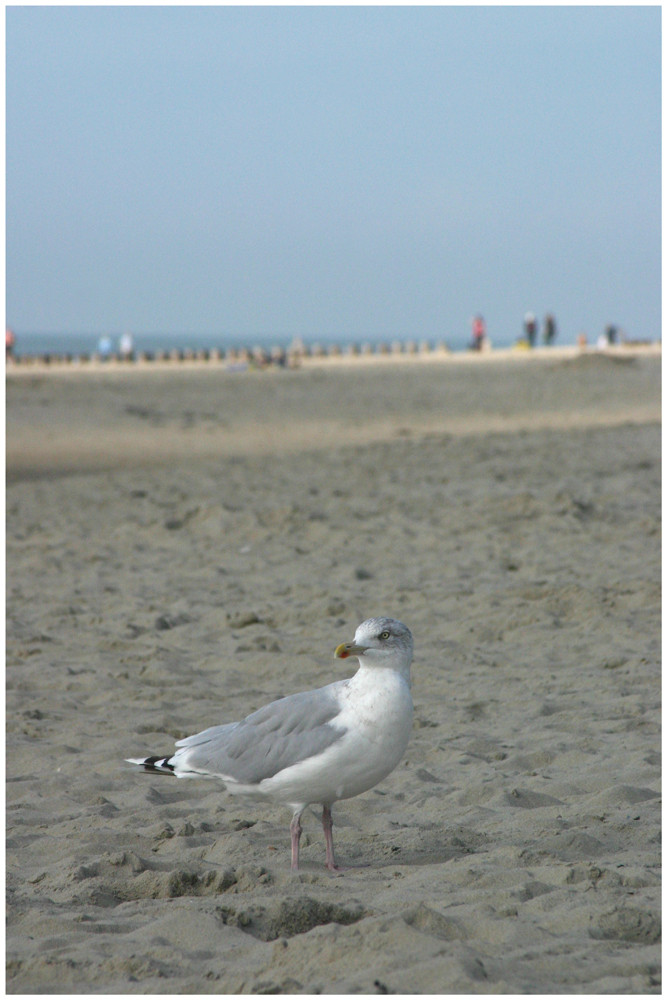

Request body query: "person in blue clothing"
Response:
[97, 335, 112, 360]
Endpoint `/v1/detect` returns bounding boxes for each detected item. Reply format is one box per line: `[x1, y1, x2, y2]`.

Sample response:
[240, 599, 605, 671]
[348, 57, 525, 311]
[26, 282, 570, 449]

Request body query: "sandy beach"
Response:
[6, 348, 661, 993]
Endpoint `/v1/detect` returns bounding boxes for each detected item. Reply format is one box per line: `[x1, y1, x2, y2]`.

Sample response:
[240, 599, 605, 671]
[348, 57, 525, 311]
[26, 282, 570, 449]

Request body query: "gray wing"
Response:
[172, 682, 348, 785]
[176, 721, 239, 748]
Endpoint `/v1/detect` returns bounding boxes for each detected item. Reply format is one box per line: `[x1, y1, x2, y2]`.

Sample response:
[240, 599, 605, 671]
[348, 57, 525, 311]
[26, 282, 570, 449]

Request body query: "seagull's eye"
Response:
[379, 630, 391, 640]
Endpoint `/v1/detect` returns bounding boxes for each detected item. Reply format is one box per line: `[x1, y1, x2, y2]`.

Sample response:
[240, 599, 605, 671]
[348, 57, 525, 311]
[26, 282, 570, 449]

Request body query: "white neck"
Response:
[355, 652, 412, 685]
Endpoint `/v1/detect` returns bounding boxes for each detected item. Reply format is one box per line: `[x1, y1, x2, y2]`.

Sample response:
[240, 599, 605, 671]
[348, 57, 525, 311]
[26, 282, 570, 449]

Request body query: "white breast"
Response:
[257, 667, 413, 808]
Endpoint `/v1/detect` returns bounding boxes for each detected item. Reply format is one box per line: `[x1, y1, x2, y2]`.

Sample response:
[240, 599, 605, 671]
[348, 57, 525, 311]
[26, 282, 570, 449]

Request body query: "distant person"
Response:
[97, 335, 112, 360]
[119, 331, 134, 360]
[543, 313, 557, 345]
[6, 327, 16, 359]
[524, 312, 538, 347]
[605, 324, 618, 345]
[470, 314, 486, 351]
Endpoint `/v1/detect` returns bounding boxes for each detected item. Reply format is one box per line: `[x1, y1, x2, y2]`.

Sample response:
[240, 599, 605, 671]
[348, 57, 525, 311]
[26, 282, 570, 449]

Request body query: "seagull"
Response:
[126, 616, 414, 871]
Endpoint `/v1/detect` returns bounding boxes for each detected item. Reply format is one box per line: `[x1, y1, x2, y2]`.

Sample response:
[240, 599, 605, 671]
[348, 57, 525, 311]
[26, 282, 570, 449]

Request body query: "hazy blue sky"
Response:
[7, 5, 661, 347]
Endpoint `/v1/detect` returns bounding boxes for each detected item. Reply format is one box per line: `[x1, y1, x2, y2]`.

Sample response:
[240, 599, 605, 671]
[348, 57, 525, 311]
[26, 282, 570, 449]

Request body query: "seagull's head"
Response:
[335, 617, 413, 676]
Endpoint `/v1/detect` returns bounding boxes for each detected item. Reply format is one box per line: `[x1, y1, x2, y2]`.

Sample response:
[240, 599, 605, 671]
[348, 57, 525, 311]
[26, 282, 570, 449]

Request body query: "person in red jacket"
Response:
[470, 314, 486, 351]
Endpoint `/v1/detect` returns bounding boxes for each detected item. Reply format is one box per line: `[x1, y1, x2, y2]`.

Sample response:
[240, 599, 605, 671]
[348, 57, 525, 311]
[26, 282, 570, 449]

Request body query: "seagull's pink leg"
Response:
[322, 804, 370, 872]
[322, 804, 338, 871]
[290, 811, 303, 871]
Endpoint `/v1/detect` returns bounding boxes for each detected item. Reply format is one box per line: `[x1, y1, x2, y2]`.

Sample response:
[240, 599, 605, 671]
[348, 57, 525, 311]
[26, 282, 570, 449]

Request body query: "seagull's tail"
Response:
[126, 755, 176, 776]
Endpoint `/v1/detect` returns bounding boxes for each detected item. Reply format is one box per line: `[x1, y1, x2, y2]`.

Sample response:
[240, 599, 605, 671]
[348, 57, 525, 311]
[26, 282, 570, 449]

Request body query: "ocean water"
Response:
[10, 330, 474, 358]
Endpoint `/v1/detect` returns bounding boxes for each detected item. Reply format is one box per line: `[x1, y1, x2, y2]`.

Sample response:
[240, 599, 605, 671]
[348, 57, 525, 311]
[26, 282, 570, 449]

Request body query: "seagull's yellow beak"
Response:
[334, 641, 369, 660]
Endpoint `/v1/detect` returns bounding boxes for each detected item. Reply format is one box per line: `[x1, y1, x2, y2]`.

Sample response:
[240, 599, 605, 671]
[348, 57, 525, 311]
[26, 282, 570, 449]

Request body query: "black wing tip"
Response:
[128, 755, 176, 775]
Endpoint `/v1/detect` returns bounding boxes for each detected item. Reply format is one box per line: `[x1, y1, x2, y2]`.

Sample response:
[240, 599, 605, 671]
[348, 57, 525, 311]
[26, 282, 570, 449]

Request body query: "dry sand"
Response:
[6, 350, 661, 993]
